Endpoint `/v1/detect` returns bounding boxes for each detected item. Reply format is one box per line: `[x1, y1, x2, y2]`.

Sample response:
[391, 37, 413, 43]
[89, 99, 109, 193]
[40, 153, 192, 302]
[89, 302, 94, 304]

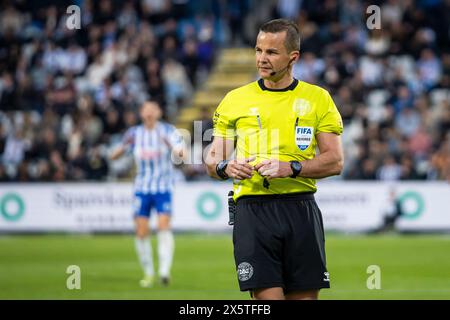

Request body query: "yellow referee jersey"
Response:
[213, 78, 343, 199]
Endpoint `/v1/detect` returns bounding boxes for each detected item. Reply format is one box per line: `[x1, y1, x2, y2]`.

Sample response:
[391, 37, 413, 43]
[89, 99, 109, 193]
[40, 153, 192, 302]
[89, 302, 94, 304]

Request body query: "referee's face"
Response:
[255, 31, 291, 79]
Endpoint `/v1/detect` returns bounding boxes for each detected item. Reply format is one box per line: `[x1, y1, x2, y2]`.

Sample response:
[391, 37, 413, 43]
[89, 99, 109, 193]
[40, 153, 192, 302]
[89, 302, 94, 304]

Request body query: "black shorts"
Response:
[233, 192, 330, 293]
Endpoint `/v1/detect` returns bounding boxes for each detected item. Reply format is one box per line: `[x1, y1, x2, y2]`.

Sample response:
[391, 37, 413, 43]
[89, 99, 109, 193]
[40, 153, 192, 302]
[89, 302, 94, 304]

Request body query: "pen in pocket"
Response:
[256, 114, 262, 129]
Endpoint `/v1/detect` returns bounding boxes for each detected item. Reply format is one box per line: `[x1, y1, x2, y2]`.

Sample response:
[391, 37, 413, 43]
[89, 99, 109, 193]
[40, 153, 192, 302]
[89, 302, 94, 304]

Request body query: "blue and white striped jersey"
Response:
[122, 122, 184, 194]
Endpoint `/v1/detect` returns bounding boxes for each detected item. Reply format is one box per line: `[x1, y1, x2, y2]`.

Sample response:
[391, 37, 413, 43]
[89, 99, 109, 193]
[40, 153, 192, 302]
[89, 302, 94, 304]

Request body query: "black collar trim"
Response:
[258, 78, 299, 92]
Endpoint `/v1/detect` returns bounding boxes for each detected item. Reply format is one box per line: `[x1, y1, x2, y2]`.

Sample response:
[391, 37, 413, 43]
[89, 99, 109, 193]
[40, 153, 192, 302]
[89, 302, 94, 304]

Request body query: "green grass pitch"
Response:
[0, 233, 449, 299]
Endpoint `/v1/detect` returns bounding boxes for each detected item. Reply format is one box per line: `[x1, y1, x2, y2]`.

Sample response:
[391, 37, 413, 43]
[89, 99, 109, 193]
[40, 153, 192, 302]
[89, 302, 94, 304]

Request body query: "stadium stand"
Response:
[0, 0, 449, 182]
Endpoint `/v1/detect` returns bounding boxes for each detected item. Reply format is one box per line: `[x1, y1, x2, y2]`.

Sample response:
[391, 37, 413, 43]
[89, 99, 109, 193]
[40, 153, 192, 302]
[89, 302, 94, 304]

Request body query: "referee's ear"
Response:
[290, 51, 300, 64]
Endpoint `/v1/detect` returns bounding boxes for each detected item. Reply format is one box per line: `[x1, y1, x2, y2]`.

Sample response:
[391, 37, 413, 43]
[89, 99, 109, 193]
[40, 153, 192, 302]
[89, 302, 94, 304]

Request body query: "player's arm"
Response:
[205, 137, 254, 180]
[161, 130, 188, 164]
[110, 145, 126, 160]
[168, 141, 188, 165]
[161, 136, 182, 156]
[110, 127, 135, 160]
[296, 132, 344, 178]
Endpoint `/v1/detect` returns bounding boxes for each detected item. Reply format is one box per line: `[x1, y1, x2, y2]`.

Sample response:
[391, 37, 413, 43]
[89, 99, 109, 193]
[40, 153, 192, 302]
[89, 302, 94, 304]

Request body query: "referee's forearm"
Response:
[299, 152, 344, 179]
[205, 162, 222, 180]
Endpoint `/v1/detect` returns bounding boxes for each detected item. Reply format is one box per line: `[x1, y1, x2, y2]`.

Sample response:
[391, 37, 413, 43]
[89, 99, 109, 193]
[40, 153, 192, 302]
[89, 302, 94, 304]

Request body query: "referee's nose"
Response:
[257, 58, 271, 70]
[257, 51, 269, 64]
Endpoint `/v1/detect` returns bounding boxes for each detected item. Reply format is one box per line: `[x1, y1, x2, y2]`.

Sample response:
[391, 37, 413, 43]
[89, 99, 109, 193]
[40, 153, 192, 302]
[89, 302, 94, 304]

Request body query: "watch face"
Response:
[217, 160, 229, 179]
[219, 161, 227, 170]
[291, 161, 301, 177]
[292, 162, 301, 171]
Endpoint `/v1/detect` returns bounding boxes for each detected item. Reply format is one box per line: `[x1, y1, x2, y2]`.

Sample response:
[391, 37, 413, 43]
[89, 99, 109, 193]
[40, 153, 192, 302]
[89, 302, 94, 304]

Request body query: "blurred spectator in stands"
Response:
[65, 41, 87, 75]
[46, 75, 77, 117]
[101, 108, 124, 141]
[2, 128, 31, 169]
[49, 149, 66, 181]
[427, 138, 450, 181]
[381, 0, 403, 27]
[182, 39, 200, 87]
[16, 74, 40, 112]
[0, 3, 24, 36]
[67, 140, 87, 180]
[0, 72, 15, 112]
[395, 107, 421, 138]
[144, 57, 166, 107]
[141, 0, 172, 23]
[360, 55, 384, 87]
[417, 48, 442, 91]
[26, 127, 66, 165]
[340, 0, 364, 28]
[436, 105, 450, 142]
[118, 1, 138, 29]
[86, 55, 113, 88]
[408, 125, 432, 161]
[0, 123, 5, 155]
[400, 155, 421, 180]
[161, 58, 192, 121]
[226, 0, 250, 46]
[42, 41, 60, 74]
[123, 108, 139, 128]
[34, 159, 52, 182]
[293, 52, 325, 83]
[0, 164, 9, 182]
[365, 29, 390, 56]
[197, 22, 215, 71]
[377, 156, 403, 181]
[86, 145, 109, 180]
[16, 161, 30, 182]
[79, 106, 103, 146]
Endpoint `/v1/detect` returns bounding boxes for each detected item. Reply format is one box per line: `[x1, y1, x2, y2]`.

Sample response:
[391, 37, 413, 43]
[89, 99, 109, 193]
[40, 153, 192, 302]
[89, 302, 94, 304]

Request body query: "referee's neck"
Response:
[263, 75, 295, 90]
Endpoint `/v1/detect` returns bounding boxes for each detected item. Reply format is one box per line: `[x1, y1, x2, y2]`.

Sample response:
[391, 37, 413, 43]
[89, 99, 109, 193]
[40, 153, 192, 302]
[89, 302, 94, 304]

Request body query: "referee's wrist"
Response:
[289, 161, 303, 178]
[216, 160, 230, 180]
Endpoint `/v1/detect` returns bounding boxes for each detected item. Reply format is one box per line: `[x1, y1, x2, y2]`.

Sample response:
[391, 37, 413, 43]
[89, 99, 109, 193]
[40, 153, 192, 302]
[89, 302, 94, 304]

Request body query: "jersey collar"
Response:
[258, 78, 299, 92]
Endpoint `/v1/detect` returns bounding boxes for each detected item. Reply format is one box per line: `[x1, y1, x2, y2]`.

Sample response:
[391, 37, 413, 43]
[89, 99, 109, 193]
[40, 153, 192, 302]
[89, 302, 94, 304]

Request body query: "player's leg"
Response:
[155, 192, 174, 286]
[252, 287, 285, 300]
[133, 193, 154, 287]
[285, 289, 319, 300]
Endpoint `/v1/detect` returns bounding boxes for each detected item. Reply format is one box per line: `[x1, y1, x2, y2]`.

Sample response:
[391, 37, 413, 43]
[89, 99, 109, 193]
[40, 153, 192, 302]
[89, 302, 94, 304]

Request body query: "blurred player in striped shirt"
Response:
[111, 101, 186, 287]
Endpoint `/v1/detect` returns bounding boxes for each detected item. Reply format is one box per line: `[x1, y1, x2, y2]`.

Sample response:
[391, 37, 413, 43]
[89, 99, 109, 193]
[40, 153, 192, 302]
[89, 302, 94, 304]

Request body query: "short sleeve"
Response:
[316, 92, 344, 135]
[167, 124, 185, 150]
[212, 94, 237, 140]
[122, 127, 136, 150]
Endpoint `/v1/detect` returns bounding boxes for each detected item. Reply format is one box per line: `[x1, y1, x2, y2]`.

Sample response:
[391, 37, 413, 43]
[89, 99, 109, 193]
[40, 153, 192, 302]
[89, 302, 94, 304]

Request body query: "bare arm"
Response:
[205, 137, 254, 180]
[110, 145, 126, 160]
[255, 132, 344, 179]
[299, 132, 344, 179]
[161, 135, 188, 164]
[205, 137, 234, 179]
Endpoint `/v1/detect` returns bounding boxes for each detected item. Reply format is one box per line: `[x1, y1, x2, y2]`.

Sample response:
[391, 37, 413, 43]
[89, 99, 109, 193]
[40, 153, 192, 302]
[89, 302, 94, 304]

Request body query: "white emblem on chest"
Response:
[295, 126, 314, 151]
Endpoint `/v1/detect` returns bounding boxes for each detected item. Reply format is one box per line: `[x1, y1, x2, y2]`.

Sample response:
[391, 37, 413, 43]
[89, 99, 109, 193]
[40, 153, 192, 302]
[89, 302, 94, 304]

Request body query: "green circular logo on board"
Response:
[196, 192, 222, 220]
[1, 193, 25, 222]
[399, 191, 424, 220]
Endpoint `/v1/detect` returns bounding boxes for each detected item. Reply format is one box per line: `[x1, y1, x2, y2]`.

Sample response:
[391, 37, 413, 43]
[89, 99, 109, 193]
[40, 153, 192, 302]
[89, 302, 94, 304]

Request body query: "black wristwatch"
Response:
[290, 161, 302, 178]
[216, 160, 230, 180]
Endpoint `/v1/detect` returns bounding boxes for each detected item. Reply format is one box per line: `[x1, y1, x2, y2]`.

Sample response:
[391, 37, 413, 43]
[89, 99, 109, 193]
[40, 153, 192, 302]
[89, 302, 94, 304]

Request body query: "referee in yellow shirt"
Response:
[206, 19, 344, 300]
